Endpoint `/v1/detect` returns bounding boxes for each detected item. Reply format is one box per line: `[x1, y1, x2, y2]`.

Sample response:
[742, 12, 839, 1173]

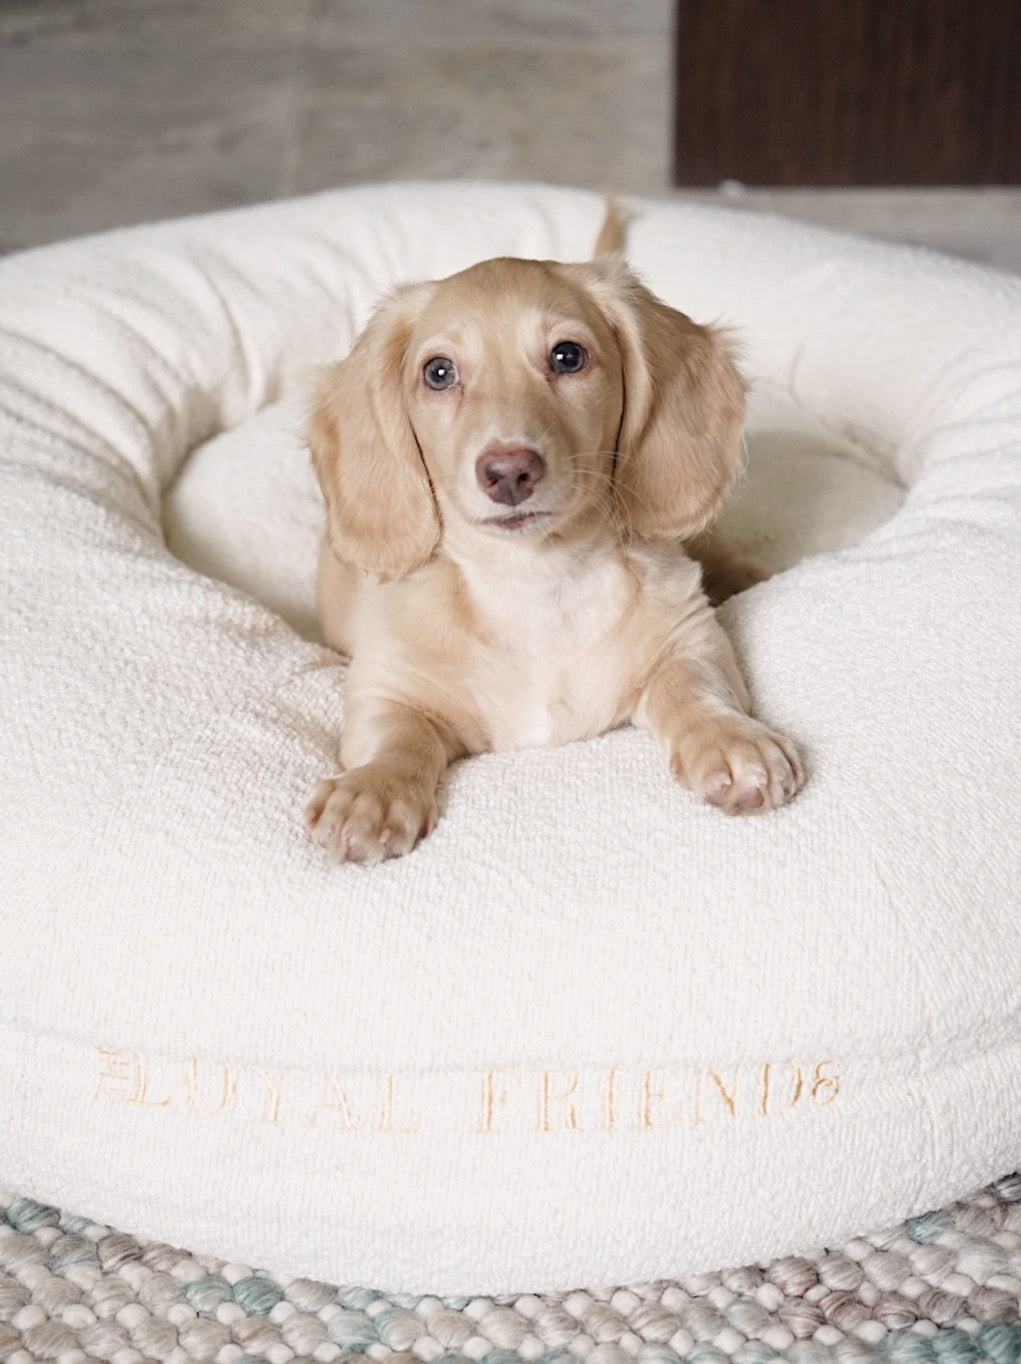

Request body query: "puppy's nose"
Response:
[475, 447, 546, 506]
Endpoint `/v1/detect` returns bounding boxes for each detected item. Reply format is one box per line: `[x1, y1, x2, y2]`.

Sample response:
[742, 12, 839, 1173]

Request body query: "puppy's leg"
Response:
[635, 615, 803, 815]
[685, 529, 771, 606]
[305, 701, 462, 864]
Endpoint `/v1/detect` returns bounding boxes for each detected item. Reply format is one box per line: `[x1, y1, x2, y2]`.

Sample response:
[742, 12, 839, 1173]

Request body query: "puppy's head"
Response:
[309, 255, 745, 579]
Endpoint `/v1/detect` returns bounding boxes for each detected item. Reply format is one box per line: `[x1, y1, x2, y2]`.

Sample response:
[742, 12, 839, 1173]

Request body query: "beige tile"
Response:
[284, 50, 670, 196]
[304, 0, 672, 45]
[680, 186, 1021, 274]
[0, 0, 312, 250]
[282, 0, 673, 196]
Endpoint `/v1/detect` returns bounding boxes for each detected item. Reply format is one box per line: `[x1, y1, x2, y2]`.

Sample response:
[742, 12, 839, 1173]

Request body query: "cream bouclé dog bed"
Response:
[1, 182, 1019, 1296]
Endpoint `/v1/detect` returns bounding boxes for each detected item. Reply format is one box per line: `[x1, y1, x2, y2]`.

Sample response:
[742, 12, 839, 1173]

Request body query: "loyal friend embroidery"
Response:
[93, 1049, 840, 1135]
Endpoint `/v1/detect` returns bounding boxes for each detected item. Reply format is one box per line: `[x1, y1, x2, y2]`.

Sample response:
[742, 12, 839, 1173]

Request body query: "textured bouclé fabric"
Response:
[0, 183, 1019, 1294]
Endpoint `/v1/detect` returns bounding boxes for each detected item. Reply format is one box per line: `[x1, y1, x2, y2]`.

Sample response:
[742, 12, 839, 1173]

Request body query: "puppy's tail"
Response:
[593, 196, 630, 257]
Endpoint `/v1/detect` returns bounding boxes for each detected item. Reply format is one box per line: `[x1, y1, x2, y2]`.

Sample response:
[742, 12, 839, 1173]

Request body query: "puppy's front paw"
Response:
[304, 765, 436, 864]
[671, 717, 803, 815]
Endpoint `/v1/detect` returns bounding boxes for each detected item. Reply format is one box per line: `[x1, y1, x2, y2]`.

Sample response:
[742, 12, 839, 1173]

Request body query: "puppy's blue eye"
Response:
[423, 356, 458, 390]
[550, 341, 587, 374]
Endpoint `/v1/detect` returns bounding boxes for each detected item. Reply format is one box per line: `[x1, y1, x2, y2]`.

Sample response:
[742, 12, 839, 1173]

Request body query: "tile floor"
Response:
[1, 0, 1019, 271]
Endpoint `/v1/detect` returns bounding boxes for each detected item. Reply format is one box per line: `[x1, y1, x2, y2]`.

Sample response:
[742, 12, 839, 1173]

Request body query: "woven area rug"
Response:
[1, 1175, 1019, 1364]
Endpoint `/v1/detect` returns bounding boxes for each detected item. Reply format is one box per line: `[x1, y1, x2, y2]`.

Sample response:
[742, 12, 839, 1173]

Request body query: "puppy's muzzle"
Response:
[476, 446, 546, 506]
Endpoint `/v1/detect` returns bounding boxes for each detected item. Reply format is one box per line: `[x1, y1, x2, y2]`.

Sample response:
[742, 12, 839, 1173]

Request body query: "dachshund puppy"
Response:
[305, 232, 802, 863]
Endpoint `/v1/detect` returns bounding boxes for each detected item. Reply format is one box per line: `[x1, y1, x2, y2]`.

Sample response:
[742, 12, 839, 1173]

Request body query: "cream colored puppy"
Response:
[305, 239, 802, 864]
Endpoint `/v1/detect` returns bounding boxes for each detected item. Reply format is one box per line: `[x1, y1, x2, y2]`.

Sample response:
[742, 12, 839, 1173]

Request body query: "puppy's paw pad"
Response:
[703, 770, 734, 806]
[676, 723, 803, 816]
[732, 771, 767, 811]
[304, 768, 435, 865]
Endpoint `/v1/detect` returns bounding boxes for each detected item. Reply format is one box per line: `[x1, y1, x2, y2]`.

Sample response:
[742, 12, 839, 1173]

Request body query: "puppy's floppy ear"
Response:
[309, 283, 440, 581]
[577, 258, 746, 541]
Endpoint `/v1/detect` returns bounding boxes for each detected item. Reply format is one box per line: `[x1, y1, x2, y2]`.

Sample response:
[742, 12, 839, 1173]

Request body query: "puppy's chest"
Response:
[468, 568, 636, 751]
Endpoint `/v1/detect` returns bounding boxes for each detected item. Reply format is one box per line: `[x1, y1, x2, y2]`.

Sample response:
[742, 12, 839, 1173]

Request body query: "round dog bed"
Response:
[1, 182, 1018, 1296]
